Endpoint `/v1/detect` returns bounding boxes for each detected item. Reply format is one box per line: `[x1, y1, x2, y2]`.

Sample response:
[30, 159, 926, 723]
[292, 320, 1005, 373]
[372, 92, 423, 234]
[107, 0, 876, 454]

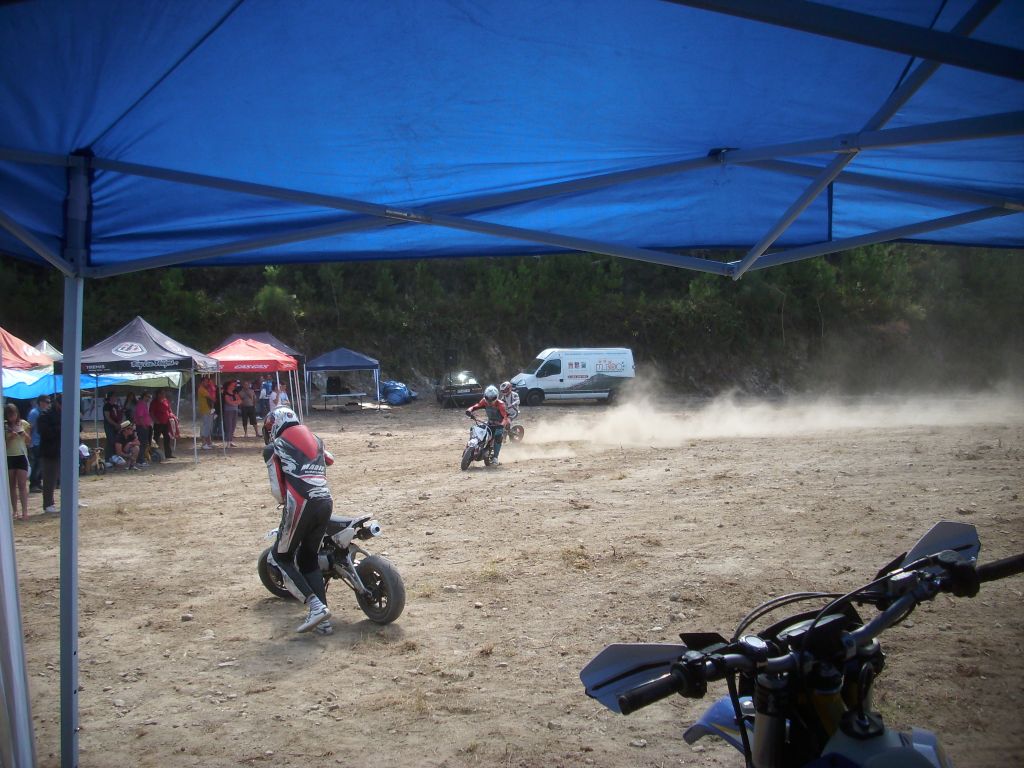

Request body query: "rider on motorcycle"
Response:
[262, 406, 336, 635]
[465, 385, 509, 466]
[499, 381, 520, 422]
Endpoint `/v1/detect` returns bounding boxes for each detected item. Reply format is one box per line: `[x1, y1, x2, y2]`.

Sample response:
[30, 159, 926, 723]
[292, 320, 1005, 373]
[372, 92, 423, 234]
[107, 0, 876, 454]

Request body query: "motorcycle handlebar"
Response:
[615, 554, 1024, 714]
[618, 673, 680, 715]
[976, 552, 1024, 583]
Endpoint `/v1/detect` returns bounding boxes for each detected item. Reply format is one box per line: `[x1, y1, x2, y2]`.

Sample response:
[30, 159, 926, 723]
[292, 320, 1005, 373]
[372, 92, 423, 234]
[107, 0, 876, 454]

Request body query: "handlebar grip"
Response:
[617, 672, 681, 715]
[976, 553, 1024, 583]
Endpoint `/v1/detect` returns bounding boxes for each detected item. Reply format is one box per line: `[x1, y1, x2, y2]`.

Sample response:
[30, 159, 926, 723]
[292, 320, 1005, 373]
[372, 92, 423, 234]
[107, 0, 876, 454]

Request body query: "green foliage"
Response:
[1, 244, 1020, 393]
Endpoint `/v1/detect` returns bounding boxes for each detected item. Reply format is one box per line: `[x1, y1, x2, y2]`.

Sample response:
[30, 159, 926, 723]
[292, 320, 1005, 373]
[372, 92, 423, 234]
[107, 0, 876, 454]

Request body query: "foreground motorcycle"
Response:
[461, 413, 498, 470]
[581, 522, 1024, 767]
[258, 512, 406, 625]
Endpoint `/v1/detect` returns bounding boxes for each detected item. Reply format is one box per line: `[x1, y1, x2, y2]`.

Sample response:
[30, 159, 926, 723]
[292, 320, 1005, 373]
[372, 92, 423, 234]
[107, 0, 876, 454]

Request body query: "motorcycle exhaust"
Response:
[360, 520, 382, 538]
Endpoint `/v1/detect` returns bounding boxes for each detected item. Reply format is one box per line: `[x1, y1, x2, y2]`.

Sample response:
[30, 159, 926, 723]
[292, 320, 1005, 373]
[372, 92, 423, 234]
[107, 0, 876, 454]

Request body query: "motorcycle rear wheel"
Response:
[257, 547, 294, 600]
[509, 425, 525, 442]
[460, 446, 473, 470]
[356, 555, 406, 624]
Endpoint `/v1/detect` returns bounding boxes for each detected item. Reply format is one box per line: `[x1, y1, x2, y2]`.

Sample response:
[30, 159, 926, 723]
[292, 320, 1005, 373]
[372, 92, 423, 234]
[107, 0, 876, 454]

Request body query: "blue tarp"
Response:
[0, 1, 1020, 278]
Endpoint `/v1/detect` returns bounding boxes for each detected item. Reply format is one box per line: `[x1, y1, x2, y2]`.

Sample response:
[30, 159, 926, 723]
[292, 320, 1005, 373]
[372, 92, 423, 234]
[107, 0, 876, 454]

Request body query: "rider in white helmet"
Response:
[262, 406, 336, 635]
[465, 385, 510, 466]
[499, 381, 520, 422]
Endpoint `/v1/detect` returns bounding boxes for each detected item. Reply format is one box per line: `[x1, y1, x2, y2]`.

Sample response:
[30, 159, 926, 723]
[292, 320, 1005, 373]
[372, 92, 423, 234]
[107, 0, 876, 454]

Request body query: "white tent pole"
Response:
[218, 373, 226, 455]
[0, 348, 38, 768]
[59, 272, 84, 767]
[291, 367, 303, 421]
[191, 371, 198, 464]
[375, 368, 381, 411]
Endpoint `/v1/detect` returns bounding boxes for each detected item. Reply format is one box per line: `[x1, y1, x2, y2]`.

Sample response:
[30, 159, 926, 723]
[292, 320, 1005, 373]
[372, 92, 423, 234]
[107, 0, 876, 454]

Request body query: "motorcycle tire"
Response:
[484, 452, 494, 466]
[355, 555, 406, 625]
[257, 547, 295, 600]
[460, 446, 473, 471]
[509, 425, 525, 442]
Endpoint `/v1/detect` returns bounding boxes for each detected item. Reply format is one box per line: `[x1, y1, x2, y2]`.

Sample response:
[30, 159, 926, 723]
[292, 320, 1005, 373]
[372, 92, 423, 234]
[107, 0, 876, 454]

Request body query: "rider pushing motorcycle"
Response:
[263, 406, 336, 635]
[466, 385, 509, 466]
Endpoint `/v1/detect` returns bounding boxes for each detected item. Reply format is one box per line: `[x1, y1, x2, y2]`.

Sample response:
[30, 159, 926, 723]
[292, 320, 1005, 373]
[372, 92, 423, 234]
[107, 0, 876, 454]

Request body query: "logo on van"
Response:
[596, 358, 625, 373]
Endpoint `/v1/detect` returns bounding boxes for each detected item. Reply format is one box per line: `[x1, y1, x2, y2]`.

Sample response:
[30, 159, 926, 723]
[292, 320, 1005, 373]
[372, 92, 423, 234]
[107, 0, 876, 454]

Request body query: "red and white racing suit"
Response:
[264, 423, 335, 604]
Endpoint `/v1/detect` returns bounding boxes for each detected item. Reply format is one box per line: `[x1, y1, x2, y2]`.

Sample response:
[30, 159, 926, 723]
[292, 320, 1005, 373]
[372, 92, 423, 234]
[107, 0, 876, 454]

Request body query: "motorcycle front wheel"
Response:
[460, 446, 473, 470]
[355, 555, 406, 624]
[257, 547, 294, 600]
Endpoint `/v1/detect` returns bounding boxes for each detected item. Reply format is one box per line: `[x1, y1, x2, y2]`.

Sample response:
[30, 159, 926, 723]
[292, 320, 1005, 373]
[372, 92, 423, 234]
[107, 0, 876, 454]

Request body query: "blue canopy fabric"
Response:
[306, 348, 380, 372]
[0, 0, 1020, 280]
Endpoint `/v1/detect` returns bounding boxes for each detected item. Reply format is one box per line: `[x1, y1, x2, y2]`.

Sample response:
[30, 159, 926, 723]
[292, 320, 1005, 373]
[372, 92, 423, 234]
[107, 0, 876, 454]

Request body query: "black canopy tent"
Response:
[305, 346, 381, 407]
[61, 316, 219, 464]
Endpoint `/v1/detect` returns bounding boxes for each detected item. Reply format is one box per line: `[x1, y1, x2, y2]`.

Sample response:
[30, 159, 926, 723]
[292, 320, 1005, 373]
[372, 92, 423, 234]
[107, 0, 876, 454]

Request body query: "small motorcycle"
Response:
[461, 413, 499, 470]
[581, 521, 1024, 767]
[258, 512, 406, 625]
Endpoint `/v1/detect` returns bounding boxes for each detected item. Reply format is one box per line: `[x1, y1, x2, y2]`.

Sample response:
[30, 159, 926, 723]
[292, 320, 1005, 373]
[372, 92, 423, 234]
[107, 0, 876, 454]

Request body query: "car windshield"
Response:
[520, 358, 544, 375]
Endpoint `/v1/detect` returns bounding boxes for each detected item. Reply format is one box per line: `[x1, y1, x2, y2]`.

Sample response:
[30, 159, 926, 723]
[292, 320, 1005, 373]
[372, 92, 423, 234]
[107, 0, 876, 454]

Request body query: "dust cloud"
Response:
[519, 389, 1024, 450]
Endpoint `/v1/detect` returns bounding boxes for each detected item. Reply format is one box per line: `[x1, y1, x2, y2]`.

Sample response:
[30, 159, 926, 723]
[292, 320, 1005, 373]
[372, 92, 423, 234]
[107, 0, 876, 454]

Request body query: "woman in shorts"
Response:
[5, 402, 31, 520]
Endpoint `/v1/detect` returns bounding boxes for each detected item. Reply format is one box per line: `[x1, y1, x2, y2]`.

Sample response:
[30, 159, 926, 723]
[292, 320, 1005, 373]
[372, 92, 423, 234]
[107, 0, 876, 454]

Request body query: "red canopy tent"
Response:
[0, 326, 54, 370]
[207, 338, 297, 373]
[207, 338, 303, 422]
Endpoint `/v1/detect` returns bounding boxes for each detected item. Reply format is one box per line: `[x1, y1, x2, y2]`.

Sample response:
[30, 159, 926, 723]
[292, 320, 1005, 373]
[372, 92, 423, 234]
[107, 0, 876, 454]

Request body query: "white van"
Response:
[511, 348, 635, 406]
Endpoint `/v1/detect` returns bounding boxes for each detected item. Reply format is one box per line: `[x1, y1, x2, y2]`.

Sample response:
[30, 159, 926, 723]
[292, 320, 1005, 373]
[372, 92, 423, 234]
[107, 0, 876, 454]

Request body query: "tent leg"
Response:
[0, 353, 38, 768]
[59, 273, 84, 768]
[191, 372, 198, 464]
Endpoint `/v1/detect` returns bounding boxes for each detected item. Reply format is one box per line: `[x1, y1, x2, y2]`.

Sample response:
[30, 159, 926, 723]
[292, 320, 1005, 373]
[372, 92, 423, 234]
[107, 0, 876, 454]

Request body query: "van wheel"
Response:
[526, 390, 544, 407]
[604, 390, 615, 406]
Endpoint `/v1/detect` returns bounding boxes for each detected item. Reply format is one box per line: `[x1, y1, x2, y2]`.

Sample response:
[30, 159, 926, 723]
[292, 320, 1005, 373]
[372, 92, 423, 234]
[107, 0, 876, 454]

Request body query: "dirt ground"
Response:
[12, 392, 1024, 768]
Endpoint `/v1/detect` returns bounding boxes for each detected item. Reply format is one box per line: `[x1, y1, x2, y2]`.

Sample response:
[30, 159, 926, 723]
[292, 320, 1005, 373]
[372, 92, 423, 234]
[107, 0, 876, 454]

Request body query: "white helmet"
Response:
[484, 385, 499, 402]
[500, 381, 512, 394]
[264, 406, 299, 442]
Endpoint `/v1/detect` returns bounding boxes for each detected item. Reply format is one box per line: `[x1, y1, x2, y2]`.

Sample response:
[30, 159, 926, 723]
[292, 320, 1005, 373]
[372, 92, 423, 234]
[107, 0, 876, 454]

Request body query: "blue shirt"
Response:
[27, 406, 42, 447]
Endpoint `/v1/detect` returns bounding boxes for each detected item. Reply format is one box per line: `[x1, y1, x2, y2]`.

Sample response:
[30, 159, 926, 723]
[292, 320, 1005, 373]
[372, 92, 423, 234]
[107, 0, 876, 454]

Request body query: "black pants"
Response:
[153, 422, 173, 458]
[29, 445, 42, 488]
[42, 455, 60, 509]
[274, 496, 332, 604]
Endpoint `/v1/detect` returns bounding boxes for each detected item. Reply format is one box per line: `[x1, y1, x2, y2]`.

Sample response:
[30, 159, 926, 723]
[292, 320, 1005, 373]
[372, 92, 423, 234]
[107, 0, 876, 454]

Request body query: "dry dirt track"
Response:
[12, 392, 1024, 768]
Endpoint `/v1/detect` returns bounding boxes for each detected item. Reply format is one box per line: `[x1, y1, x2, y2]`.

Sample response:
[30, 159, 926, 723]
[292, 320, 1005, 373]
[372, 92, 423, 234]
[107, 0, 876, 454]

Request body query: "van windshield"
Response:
[520, 358, 544, 375]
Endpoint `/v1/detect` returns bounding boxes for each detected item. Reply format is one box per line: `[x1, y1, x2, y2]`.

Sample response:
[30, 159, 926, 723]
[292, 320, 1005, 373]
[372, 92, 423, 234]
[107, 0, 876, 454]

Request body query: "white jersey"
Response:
[501, 390, 520, 420]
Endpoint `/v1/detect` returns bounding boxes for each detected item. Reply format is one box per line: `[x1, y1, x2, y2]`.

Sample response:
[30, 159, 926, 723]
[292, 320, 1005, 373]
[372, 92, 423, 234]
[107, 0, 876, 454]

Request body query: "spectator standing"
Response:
[197, 376, 217, 449]
[37, 394, 61, 513]
[134, 392, 154, 462]
[239, 380, 258, 438]
[102, 392, 123, 464]
[5, 402, 31, 520]
[124, 392, 139, 422]
[26, 395, 48, 492]
[222, 380, 241, 447]
[257, 375, 273, 418]
[277, 383, 291, 409]
[150, 389, 175, 459]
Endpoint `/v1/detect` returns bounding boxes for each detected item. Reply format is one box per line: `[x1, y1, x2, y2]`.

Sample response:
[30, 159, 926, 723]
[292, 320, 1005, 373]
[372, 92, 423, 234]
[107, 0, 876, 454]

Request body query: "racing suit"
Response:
[263, 423, 335, 606]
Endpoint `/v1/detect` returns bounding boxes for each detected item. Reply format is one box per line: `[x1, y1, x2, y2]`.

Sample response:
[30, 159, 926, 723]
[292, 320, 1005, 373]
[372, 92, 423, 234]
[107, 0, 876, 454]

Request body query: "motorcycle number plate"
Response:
[457, 388, 471, 393]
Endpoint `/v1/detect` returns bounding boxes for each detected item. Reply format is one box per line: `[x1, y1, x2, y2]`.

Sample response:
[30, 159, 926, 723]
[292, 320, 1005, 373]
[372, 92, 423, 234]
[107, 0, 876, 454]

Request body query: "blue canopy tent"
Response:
[306, 347, 382, 407]
[0, 2, 1021, 766]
